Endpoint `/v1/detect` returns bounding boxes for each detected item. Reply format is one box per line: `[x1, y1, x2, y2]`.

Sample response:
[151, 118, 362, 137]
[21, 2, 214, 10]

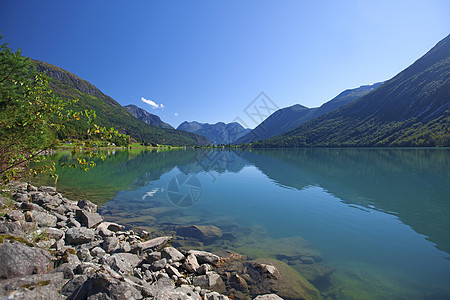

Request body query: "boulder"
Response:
[188, 250, 220, 265]
[0, 220, 24, 236]
[176, 225, 223, 241]
[102, 236, 119, 253]
[182, 253, 200, 273]
[38, 186, 57, 193]
[107, 253, 141, 274]
[196, 263, 213, 275]
[205, 291, 229, 300]
[151, 258, 167, 271]
[254, 294, 283, 300]
[25, 210, 58, 227]
[166, 265, 182, 278]
[229, 274, 249, 293]
[65, 227, 96, 245]
[76, 209, 103, 228]
[0, 272, 67, 299]
[77, 199, 98, 212]
[66, 272, 143, 300]
[161, 246, 185, 262]
[0, 241, 53, 279]
[46, 227, 65, 240]
[91, 246, 107, 258]
[192, 272, 226, 293]
[6, 210, 25, 222]
[60, 274, 88, 296]
[138, 236, 171, 253]
[245, 258, 320, 300]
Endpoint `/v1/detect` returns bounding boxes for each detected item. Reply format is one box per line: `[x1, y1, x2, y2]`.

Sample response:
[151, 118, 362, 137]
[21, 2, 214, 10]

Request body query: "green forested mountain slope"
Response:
[253, 35, 450, 148]
[32, 60, 209, 146]
[235, 82, 383, 144]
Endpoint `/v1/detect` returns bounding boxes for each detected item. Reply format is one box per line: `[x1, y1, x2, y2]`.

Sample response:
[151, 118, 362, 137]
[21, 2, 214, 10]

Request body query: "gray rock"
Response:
[78, 272, 143, 300]
[0, 241, 53, 279]
[61, 274, 88, 296]
[192, 273, 226, 293]
[253, 294, 284, 300]
[0, 220, 24, 236]
[38, 186, 57, 193]
[230, 273, 249, 293]
[107, 253, 141, 274]
[25, 210, 58, 227]
[76, 209, 104, 228]
[0, 272, 66, 300]
[77, 248, 93, 262]
[106, 222, 125, 232]
[12, 192, 28, 202]
[27, 184, 38, 192]
[196, 263, 212, 275]
[52, 211, 68, 222]
[151, 258, 167, 271]
[68, 216, 82, 228]
[31, 192, 62, 207]
[76, 240, 102, 251]
[119, 241, 132, 253]
[145, 277, 201, 300]
[182, 253, 200, 273]
[188, 250, 220, 265]
[161, 246, 185, 262]
[53, 237, 66, 251]
[46, 227, 65, 240]
[205, 291, 230, 300]
[20, 201, 46, 212]
[66, 227, 96, 245]
[96, 222, 114, 237]
[166, 265, 182, 278]
[145, 251, 162, 264]
[91, 246, 107, 258]
[6, 210, 25, 222]
[102, 236, 119, 253]
[36, 238, 56, 249]
[75, 262, 100, 276]
[77, 199, 98, 212]
[138, 236, 171, 252]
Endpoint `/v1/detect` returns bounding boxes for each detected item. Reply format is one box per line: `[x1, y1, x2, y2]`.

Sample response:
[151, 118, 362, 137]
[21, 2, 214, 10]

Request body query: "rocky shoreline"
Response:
[0, 182, 321, 300]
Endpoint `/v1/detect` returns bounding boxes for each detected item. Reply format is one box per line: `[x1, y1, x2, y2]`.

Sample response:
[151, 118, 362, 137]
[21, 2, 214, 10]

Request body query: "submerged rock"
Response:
[176, 225, 223, 241]
[246, 258, 320, 300]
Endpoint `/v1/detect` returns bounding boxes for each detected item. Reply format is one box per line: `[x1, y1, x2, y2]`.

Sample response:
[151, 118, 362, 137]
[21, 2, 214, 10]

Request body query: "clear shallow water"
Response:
[46, 148, 450, 299]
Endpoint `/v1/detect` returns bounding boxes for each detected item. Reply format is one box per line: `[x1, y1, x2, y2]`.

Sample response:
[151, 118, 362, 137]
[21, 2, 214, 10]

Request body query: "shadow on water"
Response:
[241, 148, 450, 255]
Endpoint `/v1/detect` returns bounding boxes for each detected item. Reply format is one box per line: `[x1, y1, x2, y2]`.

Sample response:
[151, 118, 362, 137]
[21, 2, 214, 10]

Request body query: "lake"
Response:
[43, 148, 450, 299]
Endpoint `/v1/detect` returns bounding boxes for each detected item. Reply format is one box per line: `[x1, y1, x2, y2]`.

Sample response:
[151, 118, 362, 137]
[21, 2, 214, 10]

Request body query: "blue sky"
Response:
[1, 0, 448, 128]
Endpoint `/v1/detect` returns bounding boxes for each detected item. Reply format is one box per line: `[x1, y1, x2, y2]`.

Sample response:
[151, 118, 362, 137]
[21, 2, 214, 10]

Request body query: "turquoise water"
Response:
[49, 148, 450, 299]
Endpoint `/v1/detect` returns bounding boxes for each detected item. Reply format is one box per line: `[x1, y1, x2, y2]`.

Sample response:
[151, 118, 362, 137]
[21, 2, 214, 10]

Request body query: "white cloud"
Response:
[174, 112, 179, 117]
[141, 97, 164, 109]
[142, 188, 159, 200]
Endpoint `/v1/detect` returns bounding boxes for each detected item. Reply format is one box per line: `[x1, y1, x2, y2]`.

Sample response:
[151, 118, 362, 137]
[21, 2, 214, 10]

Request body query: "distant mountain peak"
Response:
[177, 121, 251, 144]
[235, 83, 383, 144]
[124, 105, 174, 129]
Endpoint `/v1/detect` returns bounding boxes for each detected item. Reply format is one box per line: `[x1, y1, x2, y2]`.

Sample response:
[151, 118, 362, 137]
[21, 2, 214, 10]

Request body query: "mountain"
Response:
[33, 60, 209, 146]
[235, 82, 383, 144]
[124, 104, 174, 129]
[177, 121, 251, 144]
[253, 34, 450, 148]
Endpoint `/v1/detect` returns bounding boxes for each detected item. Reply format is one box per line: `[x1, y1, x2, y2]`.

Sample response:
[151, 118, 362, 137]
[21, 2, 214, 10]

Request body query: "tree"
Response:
[0, 35, 128, 183]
